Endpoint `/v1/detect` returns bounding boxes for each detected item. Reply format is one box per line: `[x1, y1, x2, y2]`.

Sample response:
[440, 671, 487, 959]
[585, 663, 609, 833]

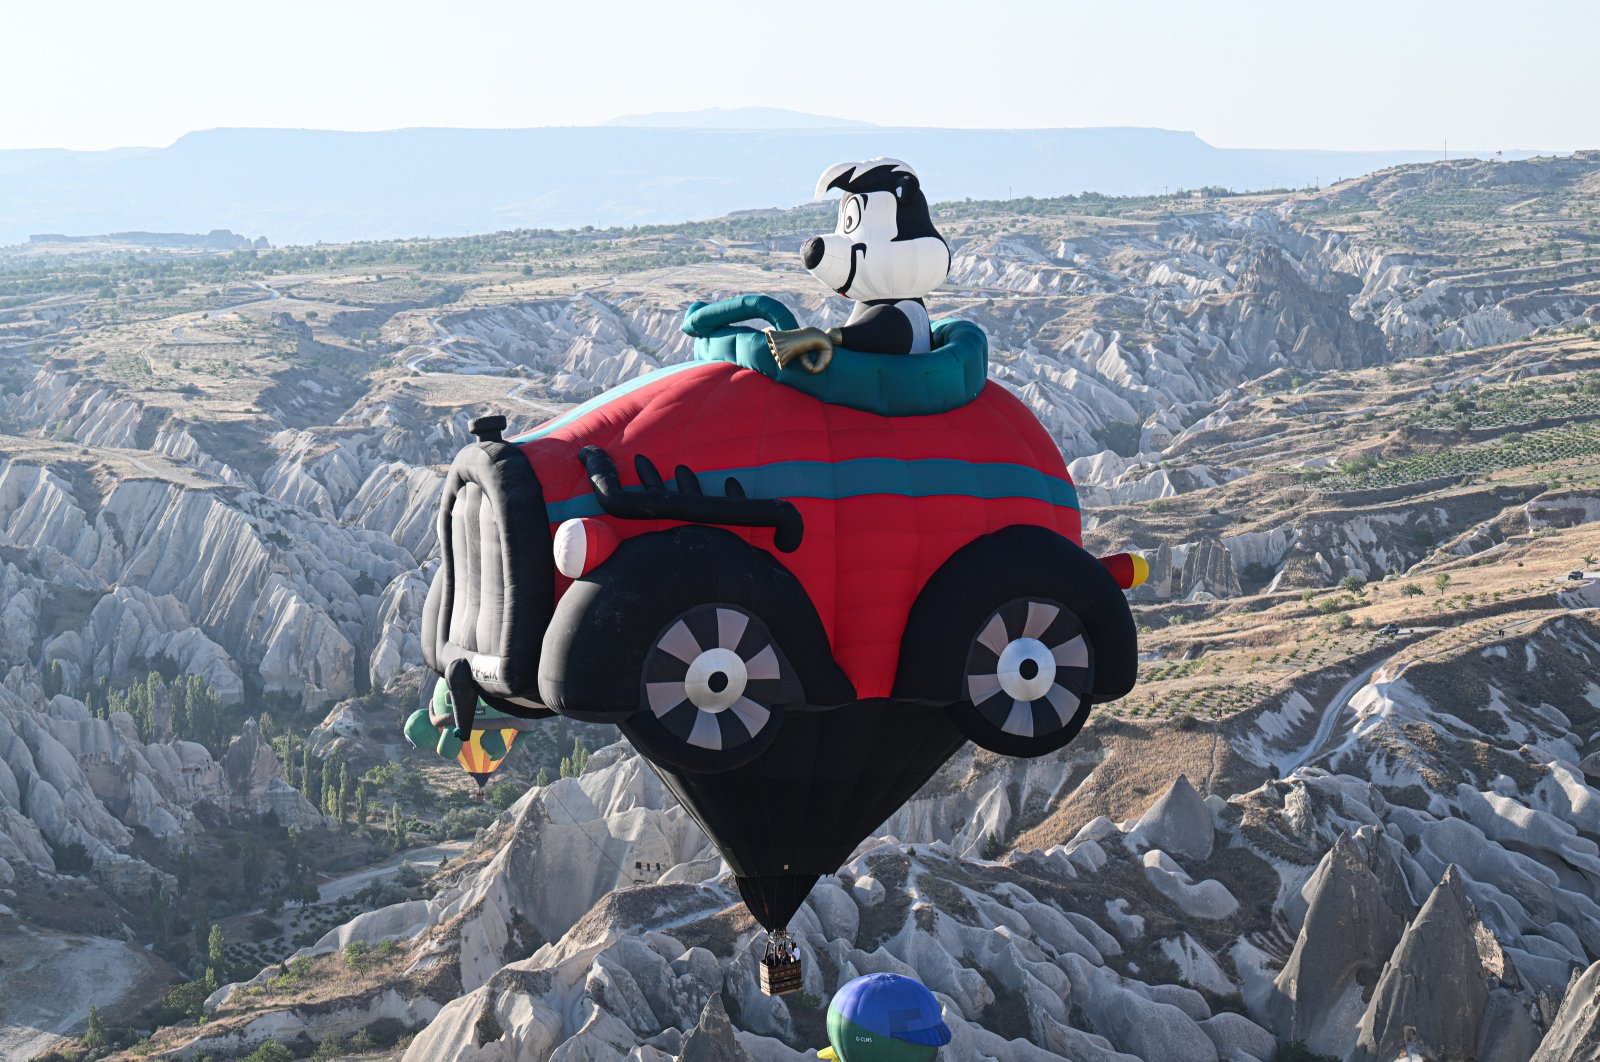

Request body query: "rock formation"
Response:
[1531, 961, 1600, 1062]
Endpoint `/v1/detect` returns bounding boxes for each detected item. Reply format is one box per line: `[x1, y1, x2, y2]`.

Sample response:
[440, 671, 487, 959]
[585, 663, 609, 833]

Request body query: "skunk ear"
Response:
[815, 161, 857, 199]
[896, 172, 920, 197]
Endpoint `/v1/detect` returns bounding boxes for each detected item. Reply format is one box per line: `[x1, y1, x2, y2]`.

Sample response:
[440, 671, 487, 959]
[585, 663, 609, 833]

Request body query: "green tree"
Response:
[1401, 583, 1424, 598]
[338, 768, 352, 827]
[560, 737, 591, 779]
[486, 781, 520, 808]
[534, 767, 550, 788]
[301, 745, 319, 804]
[342, 939, 371, 971]
[240, 838, 267, 898]
[1434, 572, 1453, 595]
[208, 923, 225, 973]
[146, 671, 164, 737]
[321, 757, 338, 812]
[177, 844, 196, 896]
[282, 828, 301, 878]
[355, 782, 369, 826]
[148, 873, 170, 946]
[42, 660, 64, 698]
[84, 1004, 107, 1049]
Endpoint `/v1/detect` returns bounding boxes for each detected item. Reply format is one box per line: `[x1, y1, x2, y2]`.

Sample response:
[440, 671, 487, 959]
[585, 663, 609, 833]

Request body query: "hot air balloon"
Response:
[818, 974, 951, 1061]
[415, 161, 1142, 993]
[404, 679, 544, 788]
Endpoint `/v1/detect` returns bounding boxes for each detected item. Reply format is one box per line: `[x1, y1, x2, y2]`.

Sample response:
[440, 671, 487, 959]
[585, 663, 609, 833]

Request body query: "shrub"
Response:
[1279, 1042, 1340, 1062]
[485, 781, 521, 809]
[310, 1034, 345, 1060]
[50, 839, 94, 875]
[151, 971, 216, 1025]
[241, 1043, 294, 1062]
[364, 1018, 411, 1047]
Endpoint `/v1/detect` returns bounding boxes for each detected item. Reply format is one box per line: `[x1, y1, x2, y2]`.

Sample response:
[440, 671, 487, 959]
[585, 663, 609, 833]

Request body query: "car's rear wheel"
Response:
[954, 596, 1094, 756]
[621, 604, 787, 773]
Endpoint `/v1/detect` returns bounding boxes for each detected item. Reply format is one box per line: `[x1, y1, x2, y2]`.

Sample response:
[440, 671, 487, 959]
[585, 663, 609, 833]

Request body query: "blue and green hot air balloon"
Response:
[818, 974, 952, 1061]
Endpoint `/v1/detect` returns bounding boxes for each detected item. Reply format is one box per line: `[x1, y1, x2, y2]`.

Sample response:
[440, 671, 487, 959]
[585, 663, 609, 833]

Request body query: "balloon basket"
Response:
[760, 957, 803, 996]
[759, 929, 803, 996]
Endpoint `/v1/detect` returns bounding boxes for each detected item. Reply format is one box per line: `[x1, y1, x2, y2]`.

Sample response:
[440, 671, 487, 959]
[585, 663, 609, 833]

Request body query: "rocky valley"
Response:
[2, 153, 1600, 1060]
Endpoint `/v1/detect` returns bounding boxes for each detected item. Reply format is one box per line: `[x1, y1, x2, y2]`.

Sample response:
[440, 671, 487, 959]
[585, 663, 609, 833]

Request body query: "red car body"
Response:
[511, 358, 1084, 700]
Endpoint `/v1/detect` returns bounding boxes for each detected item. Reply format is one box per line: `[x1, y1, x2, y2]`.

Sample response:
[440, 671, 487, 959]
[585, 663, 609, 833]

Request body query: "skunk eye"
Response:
[841, 194, 864, 234]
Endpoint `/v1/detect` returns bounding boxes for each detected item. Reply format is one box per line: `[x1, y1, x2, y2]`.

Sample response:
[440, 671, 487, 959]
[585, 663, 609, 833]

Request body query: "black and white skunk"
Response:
[802, 158, 951, 355]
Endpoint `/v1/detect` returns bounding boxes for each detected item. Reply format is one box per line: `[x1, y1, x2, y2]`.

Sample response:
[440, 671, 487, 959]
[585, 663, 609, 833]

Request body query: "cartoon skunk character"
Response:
[767, 158, 951, 372]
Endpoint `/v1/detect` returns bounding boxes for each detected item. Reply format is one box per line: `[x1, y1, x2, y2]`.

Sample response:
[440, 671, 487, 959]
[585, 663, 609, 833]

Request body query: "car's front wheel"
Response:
[953, 596, 1095, 756]
[620, 604, 788, 772]
[893, 525, 1137, 757]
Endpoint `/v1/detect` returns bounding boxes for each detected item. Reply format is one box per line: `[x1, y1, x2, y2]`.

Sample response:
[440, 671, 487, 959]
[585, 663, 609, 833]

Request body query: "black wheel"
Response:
[895, 526, 1138, 716]
[953, 596, 1095, 757]
[621, 604, 787, 773]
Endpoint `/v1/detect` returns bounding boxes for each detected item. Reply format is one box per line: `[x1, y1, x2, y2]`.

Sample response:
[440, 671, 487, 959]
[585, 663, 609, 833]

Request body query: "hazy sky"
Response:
[6, 0, 1594, 152]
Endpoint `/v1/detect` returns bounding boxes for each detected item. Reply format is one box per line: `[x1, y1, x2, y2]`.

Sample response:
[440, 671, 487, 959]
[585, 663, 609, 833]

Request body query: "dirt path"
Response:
[1277, 651, 1403, 775]
[0, 924, 167, 1059]
[316, 839, 470, 903]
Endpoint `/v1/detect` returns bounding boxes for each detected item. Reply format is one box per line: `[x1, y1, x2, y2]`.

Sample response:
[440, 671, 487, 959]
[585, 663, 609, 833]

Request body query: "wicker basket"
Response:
[760, 957, 804, 996]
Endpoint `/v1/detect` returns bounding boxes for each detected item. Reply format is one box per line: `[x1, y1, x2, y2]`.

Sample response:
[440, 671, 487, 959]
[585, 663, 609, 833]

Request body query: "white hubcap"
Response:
[684, 647, 747, 712]
[997, 637, 1057, 701]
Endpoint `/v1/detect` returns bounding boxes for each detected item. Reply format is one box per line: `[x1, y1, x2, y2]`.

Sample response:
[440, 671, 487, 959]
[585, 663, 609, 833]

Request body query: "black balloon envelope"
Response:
[639, 699, 969, 931]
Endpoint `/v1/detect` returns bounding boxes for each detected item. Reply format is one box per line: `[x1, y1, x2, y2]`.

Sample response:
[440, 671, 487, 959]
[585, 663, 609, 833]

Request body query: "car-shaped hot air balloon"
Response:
[414, 293, 1142, 976]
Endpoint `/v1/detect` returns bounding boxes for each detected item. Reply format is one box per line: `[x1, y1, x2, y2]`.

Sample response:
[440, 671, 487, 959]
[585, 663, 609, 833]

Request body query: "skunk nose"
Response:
[800, 237, 825, 270]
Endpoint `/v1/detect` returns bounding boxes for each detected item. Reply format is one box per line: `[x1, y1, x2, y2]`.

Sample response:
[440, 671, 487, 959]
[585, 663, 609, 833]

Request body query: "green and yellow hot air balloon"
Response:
[404, 679, 540, 787]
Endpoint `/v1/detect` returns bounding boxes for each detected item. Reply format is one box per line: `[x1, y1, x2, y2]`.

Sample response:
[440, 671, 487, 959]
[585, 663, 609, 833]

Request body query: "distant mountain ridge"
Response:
[0, 122, 1545, 247]
[603, 106, 874, 129]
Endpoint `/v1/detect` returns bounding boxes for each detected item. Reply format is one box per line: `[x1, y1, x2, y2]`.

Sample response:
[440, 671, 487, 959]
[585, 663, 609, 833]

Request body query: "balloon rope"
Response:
[540, 779, 638, 887]
[536, 763, 780, 974]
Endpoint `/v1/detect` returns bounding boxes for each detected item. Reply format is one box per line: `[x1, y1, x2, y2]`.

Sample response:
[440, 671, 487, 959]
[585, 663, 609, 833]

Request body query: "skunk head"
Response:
[802, 158, 950, 303]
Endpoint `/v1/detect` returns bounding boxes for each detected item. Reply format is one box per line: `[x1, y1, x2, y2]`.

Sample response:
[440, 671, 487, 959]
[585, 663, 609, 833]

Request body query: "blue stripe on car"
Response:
[545, 458, 1080, 523]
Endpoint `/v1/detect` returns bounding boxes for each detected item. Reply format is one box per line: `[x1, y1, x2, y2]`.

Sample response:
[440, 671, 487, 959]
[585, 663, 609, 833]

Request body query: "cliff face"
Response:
[0, 675, 316, 892]
[0, 450, 429, 711]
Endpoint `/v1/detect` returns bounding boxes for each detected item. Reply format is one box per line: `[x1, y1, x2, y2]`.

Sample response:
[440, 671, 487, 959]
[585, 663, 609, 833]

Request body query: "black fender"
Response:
[893, 525, 1138, 704]
[422, 434, 554, 740]
[422, 435, 553, 700]
[537, 525, 855, 721]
